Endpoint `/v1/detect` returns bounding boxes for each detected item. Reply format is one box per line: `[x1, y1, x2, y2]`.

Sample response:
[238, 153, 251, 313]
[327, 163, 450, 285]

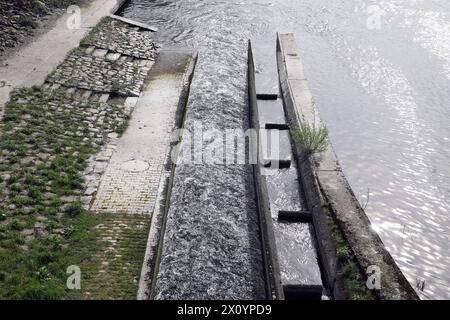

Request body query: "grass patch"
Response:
[291, 120, 329, 156]
[17, 15, 39, 29]
[0, 212, 103, 299]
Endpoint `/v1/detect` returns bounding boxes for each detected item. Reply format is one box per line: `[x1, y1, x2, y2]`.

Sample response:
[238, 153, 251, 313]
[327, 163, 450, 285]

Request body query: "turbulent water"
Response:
[120, 0, 450, 299]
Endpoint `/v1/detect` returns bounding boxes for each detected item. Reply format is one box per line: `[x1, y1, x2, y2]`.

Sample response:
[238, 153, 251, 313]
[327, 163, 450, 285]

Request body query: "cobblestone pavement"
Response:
[0, 87, 130, 249]
[0, 0, 124, 120]
[46, 48, 151, 97]
[45, 19, 159, 97]
[80, 213, 151, 299]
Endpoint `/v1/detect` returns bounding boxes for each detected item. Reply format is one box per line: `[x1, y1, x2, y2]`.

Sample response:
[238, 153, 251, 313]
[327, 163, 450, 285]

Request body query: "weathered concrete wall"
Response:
[277, 33, 418, 300]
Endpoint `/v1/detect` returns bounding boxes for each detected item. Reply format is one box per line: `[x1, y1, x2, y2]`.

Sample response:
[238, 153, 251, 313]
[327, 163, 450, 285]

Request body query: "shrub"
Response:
[291, 120, 329, 156]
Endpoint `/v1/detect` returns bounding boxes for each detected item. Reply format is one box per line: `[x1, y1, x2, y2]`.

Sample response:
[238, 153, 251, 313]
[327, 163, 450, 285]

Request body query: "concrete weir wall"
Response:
[276, 33, 418, 300]
[152, 50, 266, 299]
[248, 42, 323, 300]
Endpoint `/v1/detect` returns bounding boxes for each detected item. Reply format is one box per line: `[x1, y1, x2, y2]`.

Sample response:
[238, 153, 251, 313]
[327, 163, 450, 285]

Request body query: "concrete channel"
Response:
[276, 33, 418, 300]
[132, 48, 197, 299]
[248, 42, 323, 300]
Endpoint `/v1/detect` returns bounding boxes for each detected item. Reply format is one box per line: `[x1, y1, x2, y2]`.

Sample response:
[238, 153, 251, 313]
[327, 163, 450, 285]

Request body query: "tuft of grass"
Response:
[0, 211, 104, 299]
[291, 120, 329, 156]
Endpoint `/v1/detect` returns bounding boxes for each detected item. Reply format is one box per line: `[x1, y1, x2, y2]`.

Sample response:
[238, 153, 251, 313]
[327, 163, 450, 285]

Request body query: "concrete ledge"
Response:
[109, 14, 158, 32]
[277, 33, 418, 300]
[257, 94, 278, 100]
[264, 160, 291, 169]
[265, 123, 289, 130]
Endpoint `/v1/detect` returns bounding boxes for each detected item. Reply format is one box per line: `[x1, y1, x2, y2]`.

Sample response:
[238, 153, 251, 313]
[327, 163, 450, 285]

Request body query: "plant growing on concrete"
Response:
[291, 119, 329, 156]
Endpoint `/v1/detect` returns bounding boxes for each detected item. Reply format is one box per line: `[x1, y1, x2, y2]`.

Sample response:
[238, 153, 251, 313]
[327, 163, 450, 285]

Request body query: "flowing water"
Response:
[119, 0, 450, 299]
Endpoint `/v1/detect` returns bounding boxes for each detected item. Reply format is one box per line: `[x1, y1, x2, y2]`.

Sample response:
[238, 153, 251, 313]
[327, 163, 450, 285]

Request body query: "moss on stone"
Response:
[322, 205, 375, 300]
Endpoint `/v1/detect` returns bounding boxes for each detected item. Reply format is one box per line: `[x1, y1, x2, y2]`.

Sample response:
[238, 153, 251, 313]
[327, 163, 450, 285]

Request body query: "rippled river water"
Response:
[119, 0, 450, 299]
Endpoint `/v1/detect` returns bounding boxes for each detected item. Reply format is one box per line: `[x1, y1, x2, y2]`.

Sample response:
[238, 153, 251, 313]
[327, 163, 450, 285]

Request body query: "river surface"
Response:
[119, 0, 450, 299]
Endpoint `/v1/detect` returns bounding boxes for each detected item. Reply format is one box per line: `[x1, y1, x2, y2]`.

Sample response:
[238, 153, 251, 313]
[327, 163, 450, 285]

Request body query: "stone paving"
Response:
[81, 18, 160, 60]
[46, 49, 151, 97]
[0, 14, 166, 299]
[80, 213, 151, 299]
[44, 18, 160, 98]
[0, 0, 124, 120]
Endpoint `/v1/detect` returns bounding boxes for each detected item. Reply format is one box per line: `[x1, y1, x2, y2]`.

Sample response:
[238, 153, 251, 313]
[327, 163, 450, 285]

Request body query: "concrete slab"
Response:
[109, 14, 158, 32]
[277, 33, 307, 81]
[278, 211, 312, 223]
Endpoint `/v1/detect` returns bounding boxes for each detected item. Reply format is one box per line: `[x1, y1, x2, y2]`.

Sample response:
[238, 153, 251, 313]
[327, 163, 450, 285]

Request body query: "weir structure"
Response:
[140, 33, 418, 301]
[248, 42, 323, 300]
